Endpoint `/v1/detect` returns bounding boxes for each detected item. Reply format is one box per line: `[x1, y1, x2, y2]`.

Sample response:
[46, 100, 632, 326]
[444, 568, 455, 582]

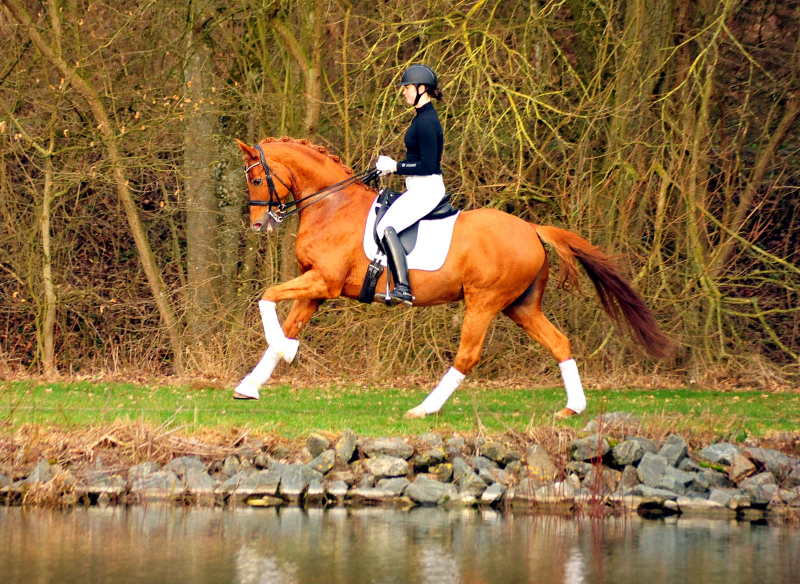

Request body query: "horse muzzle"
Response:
[251, 212, 280, 233]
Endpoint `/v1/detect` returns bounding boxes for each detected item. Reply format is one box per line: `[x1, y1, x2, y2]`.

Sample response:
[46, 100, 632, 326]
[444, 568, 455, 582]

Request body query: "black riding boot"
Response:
[382, 227, 414, 306]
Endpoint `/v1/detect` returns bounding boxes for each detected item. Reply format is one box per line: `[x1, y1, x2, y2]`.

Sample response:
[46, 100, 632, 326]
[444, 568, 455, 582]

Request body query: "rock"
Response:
[779, 487, 800, 507]
[0, 474, 11, 489]
[699, 468, 730, 489]
[583, 412, 642, 433]
[700, 442, 742, 466]
[279, 465, 323, 501]
[565, 461, 593, 479]
[165, 456, 206, 478]
[76, 475, 127, 499]
[788, 464, 800, 489]
[471, 456, 499, 471]
[616, 465, 640, 492]
[334, 429, 357, 464]
[235, 469, 282, 500]
[183, 470, 216, 497]
[525, 444, 556, 484]
[446, 437, 466, 449]
[632, 485, 680, 502]
[363, 456, 409, 478]
[361, 437, 413, 460]
[406, 475, 448, 504]
[676, 496, 735, 517]
[729, 453, 756, 483]
[127, 462, 161, 484]
[306, 433, 330, 459]
[738, 472, 779, 506]
[326, 470, 355, 486]
[306, 479, 325, 503]
[505, 460, 523, 477]
[658, 434, 688, 467]
[457, 471, 487, 497]
[481, 483, 506, 504]
[375, 477, 410, 495]
[325, 480, 349, 501]
[306, 450, 336, 475]
[217, 471, 250, 495]
[583, 466, 622, 494]
[297, 447, 313, 464]
[612, 440, 646, 466]
[26, 461, 54, 484]
[571, 434, 610, 462]
[358, 473, 375, 489]
[413, 447, 446, 469]
[678, 458, 703, 473]
[222, 455, 243, 477]
[452, 458, 471, 482]
[744, 447, 797, 484]
[130, 471, 183, 501]
[534, 481, 576, 503]
[270, 445, 291, 460]
[481, 442, 510, 465]
[254, 453, 269, 469]
[350, 487, 399, 503]
[636, 452, 695, 494]
[247, 496, 283, 507]
[708, 488, 751, 510]
[430, 464, 453, 483]
[485, 467, 512, 487]
[418, 432, 443, 447]
[626, 436, 659, 454]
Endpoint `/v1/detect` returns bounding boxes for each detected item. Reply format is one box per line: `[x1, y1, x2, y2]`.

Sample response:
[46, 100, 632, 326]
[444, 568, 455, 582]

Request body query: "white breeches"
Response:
[376, 174, 445, 236]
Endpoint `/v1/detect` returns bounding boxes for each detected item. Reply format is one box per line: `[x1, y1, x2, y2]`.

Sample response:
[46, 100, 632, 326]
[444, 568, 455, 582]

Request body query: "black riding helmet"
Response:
[399, 64, 438, 106]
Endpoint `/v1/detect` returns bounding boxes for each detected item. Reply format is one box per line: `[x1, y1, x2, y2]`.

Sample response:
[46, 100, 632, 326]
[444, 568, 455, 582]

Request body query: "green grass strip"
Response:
[2, 381, 799, 440]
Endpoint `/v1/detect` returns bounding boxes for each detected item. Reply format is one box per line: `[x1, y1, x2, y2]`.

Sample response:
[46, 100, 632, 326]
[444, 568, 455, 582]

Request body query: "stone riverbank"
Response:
[2, 412, 799, 520]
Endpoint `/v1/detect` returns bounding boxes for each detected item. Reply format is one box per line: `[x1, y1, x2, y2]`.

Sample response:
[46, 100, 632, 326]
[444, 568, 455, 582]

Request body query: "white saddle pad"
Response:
[362, 196, 460, 272]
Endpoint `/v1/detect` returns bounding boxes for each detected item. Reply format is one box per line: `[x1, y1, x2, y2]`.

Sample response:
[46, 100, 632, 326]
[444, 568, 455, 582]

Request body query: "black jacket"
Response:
[396, 102, 443, 176]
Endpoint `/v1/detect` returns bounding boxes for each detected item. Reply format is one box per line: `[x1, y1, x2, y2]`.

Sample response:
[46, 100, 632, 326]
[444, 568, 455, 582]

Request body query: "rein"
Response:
[245, 143, 379, 223]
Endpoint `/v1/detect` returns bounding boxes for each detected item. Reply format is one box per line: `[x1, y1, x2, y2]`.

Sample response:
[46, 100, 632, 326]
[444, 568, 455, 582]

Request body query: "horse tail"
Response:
[533, 225, 674, 359]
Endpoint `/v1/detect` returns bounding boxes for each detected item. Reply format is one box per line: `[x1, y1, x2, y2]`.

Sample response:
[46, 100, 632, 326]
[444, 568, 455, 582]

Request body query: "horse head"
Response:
[237, 139, 295, 233]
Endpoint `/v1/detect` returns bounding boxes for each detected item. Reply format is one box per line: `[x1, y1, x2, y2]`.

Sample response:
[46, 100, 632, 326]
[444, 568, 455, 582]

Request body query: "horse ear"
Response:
[236, 139, 258, 158]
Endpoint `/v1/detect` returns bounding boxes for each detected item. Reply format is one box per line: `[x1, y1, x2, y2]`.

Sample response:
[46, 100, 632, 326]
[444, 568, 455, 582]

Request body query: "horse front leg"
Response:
[256, 271, 334, 359]
[234, 271, 333, 400]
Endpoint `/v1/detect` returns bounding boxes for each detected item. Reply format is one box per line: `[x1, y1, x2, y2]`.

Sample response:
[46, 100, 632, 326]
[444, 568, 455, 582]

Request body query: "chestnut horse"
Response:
[233, 137, 672, 419]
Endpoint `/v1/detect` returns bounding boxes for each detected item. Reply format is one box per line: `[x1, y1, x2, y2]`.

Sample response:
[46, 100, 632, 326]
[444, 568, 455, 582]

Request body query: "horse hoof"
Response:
[554, 408, 578, 420]
[404, 406, 427, 419]
[282, 339, 300, 363]
[233, 392, 258, 400]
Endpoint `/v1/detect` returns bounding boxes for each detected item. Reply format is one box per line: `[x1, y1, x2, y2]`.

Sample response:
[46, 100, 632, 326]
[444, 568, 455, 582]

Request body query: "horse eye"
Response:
[252, 178, 263, 186]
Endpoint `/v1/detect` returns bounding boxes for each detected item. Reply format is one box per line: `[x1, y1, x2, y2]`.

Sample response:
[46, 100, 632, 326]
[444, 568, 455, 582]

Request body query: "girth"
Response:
[372, 190, 458, 255]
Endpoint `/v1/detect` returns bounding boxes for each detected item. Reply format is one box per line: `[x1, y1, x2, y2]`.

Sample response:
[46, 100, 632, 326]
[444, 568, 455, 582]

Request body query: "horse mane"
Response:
[263, 136, 369, 185]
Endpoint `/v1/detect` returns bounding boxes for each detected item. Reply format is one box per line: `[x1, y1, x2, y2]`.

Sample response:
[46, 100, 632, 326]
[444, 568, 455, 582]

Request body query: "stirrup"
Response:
[389, 285, 414, 307]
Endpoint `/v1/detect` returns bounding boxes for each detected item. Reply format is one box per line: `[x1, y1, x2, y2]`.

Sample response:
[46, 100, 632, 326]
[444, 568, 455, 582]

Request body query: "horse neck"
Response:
[285, 151, 376, 226]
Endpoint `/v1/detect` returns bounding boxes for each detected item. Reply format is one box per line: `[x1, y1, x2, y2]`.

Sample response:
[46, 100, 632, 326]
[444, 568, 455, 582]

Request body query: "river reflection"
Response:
[1, 506, 798, 584]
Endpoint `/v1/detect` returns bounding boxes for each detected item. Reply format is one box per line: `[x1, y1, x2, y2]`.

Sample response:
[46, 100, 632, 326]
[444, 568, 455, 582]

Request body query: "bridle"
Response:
[245, 143, 378, 224]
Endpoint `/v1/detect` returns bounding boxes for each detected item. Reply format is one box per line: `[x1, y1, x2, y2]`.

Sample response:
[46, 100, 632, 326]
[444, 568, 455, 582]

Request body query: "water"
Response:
[1, 507, 798, 584]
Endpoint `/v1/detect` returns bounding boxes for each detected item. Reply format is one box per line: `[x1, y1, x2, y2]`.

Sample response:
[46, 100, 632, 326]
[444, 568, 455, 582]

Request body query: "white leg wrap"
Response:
[559, 358, 586, 414]
[235, 346, 283, 399]
[258, 300, 298, 362]
[420, 367, 466, 415]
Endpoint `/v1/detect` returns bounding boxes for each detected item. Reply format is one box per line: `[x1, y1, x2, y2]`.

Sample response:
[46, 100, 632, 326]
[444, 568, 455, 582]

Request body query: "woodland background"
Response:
[0, 0, 798, 388]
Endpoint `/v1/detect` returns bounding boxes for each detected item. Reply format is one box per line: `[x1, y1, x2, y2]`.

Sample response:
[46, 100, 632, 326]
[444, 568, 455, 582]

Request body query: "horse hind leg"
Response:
[405, 302, 500, 419]
[503, 275, 586, 418]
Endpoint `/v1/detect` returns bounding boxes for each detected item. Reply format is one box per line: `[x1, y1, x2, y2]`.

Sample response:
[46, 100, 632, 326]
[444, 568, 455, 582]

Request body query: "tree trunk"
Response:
[184, 0, 221, 338]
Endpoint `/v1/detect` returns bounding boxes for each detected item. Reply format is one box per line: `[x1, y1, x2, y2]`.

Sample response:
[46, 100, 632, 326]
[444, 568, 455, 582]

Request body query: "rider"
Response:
[375, 64, 445, 306]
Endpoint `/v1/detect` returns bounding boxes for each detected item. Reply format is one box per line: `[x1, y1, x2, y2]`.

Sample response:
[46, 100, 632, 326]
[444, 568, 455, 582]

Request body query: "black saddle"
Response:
[372, 189, 459, 255]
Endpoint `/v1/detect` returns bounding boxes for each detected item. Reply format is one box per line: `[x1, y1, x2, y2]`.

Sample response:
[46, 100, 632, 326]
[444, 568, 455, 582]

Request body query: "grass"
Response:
[2, 380, 799, 441]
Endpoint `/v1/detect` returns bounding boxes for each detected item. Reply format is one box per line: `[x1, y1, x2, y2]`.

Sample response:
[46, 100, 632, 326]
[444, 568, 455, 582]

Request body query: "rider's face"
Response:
[402, 83, 425, 105]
